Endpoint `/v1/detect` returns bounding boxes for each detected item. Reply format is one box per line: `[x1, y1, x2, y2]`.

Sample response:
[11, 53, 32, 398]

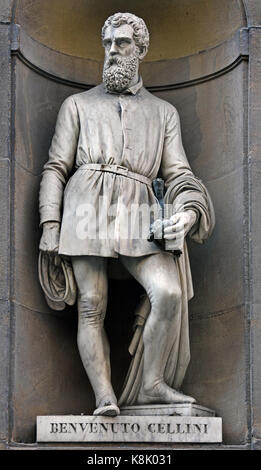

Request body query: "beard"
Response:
[103, 54, 139, 93]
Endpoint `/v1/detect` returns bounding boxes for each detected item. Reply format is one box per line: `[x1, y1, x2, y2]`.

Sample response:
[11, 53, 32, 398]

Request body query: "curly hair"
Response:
[101, 12, 150, 54]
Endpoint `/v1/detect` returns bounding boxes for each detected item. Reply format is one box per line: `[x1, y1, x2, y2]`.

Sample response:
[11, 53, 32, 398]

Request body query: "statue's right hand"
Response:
[39, 221, 60, 253]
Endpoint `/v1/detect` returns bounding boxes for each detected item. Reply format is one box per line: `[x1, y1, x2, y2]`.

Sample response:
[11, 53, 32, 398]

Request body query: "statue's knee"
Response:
[153, 284, 182, 313]
[78, 295, 105, 325]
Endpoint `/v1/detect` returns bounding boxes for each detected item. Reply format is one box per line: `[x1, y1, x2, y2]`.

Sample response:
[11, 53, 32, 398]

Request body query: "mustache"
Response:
[104, 56, 126, 68]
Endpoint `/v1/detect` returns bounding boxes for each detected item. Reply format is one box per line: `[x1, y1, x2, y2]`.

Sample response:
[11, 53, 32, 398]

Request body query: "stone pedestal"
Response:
[120, 403, 215, 417]
[37, 414, 222, 443]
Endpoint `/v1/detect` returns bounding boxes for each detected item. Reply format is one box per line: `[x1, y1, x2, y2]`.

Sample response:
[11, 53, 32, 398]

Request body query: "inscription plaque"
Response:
[37, 416, 222, 443]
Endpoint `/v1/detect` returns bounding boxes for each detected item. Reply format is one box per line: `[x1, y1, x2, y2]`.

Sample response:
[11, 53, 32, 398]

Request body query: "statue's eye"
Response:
[103, 40, 111, 48]
[117, 39, 131, 47]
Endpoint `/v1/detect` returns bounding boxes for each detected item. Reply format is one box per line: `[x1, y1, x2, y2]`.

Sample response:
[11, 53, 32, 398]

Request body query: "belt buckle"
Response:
[117, 165, 128, 175]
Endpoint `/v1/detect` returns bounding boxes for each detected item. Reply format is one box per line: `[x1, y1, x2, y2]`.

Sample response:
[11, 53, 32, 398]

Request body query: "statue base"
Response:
[37, 409, 222, 443]
[120, 403, 215, 417]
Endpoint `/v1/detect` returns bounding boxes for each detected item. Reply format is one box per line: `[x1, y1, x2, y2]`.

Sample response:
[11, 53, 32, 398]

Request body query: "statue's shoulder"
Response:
[68, 84, 105, 104]
[141, 87, 178, 117]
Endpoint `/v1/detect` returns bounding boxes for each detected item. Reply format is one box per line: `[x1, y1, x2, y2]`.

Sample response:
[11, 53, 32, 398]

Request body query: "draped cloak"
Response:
[39, 78, 215, 405]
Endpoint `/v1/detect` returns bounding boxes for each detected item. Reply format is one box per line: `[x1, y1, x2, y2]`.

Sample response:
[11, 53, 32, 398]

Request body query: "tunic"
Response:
[39, 78, 213, 258]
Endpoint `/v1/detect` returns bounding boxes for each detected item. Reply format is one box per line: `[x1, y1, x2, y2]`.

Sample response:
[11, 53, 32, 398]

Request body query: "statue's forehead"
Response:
[103, 24, 134, 40]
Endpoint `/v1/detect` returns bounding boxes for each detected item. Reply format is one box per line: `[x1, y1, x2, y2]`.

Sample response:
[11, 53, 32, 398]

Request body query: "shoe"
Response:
[93, 403, 120, 416]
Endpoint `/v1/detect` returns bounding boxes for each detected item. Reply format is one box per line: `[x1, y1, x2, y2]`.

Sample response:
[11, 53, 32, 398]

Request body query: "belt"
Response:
[79, 163, 152, 187]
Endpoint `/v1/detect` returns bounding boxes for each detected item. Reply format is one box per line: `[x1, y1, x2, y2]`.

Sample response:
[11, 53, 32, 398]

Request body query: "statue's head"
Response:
[102, 12, 150, 93]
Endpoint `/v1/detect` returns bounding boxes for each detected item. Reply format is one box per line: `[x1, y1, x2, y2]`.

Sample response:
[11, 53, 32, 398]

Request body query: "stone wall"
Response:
[0, 0, 261, 449]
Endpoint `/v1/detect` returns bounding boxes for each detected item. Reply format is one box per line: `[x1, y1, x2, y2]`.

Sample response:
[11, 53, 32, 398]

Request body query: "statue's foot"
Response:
[93, 395, 120, 417]
[136, 381, 196, 405]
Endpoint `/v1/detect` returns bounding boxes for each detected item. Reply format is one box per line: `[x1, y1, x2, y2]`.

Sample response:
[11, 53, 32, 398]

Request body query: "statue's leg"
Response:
[120, 253, 195, 405]
[71, 255, 119, 416]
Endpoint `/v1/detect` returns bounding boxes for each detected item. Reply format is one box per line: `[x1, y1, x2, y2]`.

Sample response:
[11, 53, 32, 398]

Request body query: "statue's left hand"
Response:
[163, 210, 197, 242]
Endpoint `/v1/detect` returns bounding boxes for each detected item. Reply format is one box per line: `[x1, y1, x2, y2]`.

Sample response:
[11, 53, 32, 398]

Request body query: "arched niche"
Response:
[9, 0, 253, 447]
[15, 0, 246, 61]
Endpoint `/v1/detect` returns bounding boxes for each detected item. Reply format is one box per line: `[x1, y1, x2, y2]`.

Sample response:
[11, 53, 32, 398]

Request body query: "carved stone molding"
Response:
[11, 24, 249, 91]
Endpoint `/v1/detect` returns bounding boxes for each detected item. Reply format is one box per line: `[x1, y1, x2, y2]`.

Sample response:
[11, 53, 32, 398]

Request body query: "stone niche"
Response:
[2, 0, 261, 449]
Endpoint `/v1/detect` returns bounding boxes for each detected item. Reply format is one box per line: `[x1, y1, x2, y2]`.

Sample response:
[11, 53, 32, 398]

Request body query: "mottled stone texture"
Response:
[248, 28, 261, 443]
[0, 23, 11, 445]
[10, 57, 248, 444]
[11, 304, 95, 443]
[1, 0, 261, 449]
[0, 25, 11, 159]
[0, 300, 10, 441]
[0, 0, 13, 23]
[243, 0, 261, 26]
[155, 64, 249, 445]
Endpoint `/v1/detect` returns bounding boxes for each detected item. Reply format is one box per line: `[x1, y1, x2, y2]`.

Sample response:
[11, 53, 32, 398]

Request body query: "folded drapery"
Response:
[118, 174, 215, 406]
[38, 252, 77, 311]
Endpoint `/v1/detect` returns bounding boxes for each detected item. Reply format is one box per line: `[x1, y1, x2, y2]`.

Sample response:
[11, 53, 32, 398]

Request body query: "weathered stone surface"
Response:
[189, 167, 245, 315]
[0, 21, 11, 447]
[8, 5, 254, 449]
[243, 0, 261, 26]
[253, 438, 261, 450]
[120, 403, 215, 417]
[157, 63, 247, 183]
[0, 0, 13, 23]
[250, 163, 261, 305]
[0, 300, 10, 441]
[11, 303, 94, 443]
[248, 30, 261, 163]
[37, 415, 222, 443]
[156, 65, 247, 319]
[0, 159, 10, 301]
[251, 304, 261, 440]
[15, 0, 245, 62]
[0, 25, 11, 159]
[13, 162, 49, 313]
[15, 59, 79, 175]
[248, 28, 261, 446]
[183, 306, 248, 445]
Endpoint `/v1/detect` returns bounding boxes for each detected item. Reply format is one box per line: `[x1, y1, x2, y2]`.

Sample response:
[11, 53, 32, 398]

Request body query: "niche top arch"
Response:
[15, 0, 246, 62]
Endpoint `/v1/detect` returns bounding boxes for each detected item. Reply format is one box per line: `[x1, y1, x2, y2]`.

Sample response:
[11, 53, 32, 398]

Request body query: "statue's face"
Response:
[102, 24, 140, 93]
[103, 24, 137, 60]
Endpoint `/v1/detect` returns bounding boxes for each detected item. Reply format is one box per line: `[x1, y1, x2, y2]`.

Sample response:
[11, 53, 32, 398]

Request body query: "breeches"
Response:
[71, 252, 182, 327]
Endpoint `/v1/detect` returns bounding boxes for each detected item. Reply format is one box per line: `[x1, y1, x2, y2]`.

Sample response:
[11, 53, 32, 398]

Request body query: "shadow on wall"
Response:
[15, 0, 246, 61]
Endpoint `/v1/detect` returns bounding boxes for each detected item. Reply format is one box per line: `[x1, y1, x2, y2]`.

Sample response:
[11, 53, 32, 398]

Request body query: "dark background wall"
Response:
[0, 0, 261, 449]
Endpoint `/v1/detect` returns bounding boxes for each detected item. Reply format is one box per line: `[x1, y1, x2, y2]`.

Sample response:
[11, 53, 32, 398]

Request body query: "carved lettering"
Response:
[193, 424, 203, 433]
[50, 423, 59, 433]
[111, 423, 119, 433]
[79, 422, 88, 432]
[158, 423, 166, 434]
[148, 423, 156, 433]
[186, 423, 191, 433]
[89, 422, 98, 433]
[131, 423, 140, 433]
[100, 423, 108, 432]
[60, 423, 68, 433]
[166, 423, 176, 434]
[176, 423, 185, 434]
[120, 423, 130, 433]
[69, 423, 77, 433]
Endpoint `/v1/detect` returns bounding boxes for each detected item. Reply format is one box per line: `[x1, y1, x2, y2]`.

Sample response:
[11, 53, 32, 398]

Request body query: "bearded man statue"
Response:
[39, 12, 215, 417]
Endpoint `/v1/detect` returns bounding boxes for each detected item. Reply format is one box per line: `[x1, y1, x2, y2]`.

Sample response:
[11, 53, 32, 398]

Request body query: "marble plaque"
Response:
[37, 415, 222, 443]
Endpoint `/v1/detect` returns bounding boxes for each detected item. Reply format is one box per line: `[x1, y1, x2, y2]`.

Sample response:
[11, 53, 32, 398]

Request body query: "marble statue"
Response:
[38, 12, 215, 417]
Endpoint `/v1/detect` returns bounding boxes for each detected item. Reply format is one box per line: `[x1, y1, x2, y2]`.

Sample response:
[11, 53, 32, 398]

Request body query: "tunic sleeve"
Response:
[39, 96, 80, 226]
[161, 105, 215, 243]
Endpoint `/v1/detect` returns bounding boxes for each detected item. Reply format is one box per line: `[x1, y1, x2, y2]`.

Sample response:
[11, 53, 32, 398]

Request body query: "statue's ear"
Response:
[139, 45, 148, 61]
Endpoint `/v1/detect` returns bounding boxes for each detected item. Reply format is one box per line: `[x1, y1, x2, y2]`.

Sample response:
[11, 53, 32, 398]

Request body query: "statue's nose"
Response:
[109, 42, 118, 55]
